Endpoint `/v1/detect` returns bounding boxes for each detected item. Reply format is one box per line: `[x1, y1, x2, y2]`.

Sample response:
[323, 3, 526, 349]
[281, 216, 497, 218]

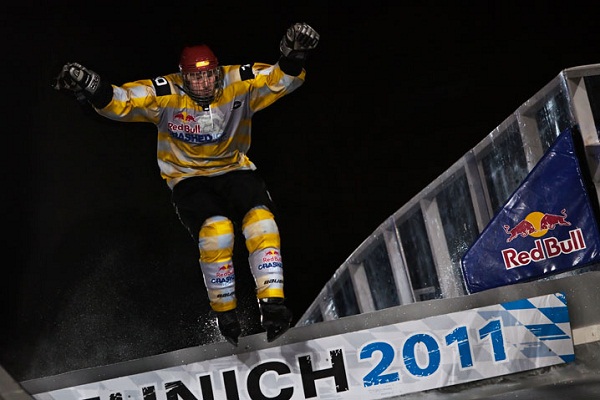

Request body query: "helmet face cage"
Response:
[181, 68, 223, 106]
[179, 45, 223, 106]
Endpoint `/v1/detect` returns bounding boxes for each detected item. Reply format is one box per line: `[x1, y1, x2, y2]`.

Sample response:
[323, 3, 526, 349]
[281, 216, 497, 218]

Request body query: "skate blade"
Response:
[266, 325, 290, 342]
[224, 335, 239, 346]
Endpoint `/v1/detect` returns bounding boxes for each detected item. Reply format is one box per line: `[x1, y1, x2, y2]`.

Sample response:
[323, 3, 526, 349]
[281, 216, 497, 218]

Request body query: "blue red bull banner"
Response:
[461, 128, 600, 293]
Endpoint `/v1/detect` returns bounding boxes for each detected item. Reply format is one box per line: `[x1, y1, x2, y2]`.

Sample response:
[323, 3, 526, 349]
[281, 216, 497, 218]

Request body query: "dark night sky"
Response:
[3, 0, 599, 381]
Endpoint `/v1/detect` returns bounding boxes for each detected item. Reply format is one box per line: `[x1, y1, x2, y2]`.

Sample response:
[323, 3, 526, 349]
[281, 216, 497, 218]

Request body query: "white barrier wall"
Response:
[20, 271, 600, 400]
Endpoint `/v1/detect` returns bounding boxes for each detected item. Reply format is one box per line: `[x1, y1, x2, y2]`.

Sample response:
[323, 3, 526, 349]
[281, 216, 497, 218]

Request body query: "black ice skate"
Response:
[216, 309, 241, 346]
[259, 298, 293, 342]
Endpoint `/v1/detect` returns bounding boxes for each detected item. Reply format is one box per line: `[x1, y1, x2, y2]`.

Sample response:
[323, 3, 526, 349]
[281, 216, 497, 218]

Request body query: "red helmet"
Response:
[178, 44, 223, 106]
[179, 44, 219, 73]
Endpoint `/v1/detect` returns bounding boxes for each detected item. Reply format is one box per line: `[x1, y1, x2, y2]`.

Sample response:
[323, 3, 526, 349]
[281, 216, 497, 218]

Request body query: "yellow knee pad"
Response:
[243, 206, 284, 299]
[242, 206, 280, 253]
[198, 216, 236, 312]
[199, 216, 235, 263]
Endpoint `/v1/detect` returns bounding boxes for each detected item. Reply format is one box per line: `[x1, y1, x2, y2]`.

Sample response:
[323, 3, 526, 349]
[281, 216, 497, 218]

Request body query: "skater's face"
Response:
[183, 69, 217, 98]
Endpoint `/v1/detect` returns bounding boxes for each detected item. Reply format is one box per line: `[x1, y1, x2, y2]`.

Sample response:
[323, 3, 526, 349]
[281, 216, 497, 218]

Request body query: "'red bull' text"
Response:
[501, 228, 586, 269]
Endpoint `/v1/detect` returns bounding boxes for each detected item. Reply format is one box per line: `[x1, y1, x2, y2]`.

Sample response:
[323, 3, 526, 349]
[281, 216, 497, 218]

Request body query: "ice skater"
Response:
[53, 22, 320, 345]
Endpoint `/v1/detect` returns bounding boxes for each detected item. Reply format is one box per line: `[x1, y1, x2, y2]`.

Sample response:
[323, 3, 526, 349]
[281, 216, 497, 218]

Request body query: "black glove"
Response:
[53, 62, 101, 99]
[279, 22, 320, 61]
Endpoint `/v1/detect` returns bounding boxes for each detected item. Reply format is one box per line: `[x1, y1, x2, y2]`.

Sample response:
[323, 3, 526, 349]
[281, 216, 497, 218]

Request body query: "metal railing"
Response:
[297, 63, 600, 325]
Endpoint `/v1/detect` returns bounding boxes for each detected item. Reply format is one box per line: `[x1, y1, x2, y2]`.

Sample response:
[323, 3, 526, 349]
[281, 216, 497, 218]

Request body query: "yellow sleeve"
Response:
[245, 63, 306, 112]
[95, 74, 179, 124]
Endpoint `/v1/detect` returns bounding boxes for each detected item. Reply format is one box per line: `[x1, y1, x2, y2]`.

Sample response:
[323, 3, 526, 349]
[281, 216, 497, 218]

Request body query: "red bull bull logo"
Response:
[216, 263, 234, 278]
[172, 111, 197, 123]
[503, 209, 571, 243]
[262, 249, 281, 263]
[501, 209, 585, 269]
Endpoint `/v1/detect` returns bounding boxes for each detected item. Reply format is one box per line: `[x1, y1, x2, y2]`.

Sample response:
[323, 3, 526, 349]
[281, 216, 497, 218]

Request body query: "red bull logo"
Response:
[503, 209, 571, 243]
[216, 263, 234, 278]
[169, 110, 210, 143]
[262, 249, 281, 263]
[173, 112, 197, 123]
[501, 209, 585, 269]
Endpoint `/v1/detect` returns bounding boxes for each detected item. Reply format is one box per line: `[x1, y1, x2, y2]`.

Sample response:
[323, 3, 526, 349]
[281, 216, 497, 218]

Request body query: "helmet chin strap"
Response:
[188, 90, 214, 107]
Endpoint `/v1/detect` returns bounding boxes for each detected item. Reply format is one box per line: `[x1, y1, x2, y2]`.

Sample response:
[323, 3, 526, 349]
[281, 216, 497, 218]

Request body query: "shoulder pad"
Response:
[151, 76, 173, 96]
[239, 64, 255, 81]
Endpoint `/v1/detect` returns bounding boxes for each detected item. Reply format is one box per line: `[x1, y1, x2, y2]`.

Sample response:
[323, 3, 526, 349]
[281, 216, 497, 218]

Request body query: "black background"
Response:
[2, 0, 599, 381]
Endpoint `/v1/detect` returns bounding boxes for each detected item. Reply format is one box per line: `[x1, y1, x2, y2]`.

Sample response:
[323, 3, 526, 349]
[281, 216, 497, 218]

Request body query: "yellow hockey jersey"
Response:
[95, 62, 305, 189]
